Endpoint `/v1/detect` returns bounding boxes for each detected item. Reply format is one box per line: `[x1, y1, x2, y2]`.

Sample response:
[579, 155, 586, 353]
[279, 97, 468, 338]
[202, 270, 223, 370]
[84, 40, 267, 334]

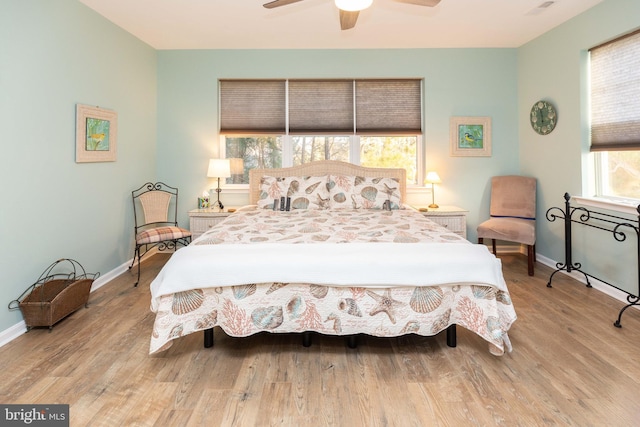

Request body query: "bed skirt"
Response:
[150, 281, 516, 356]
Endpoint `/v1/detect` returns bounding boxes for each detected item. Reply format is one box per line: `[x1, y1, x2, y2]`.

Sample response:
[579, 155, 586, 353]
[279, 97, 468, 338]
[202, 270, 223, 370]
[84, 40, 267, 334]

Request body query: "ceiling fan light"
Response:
[335, 0, 373, 12]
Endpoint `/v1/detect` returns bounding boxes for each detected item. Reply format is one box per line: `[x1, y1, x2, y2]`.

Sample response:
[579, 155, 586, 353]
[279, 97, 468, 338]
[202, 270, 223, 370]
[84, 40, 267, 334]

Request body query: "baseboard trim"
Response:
[0, 255, 143, 349]
[478, 242, 524, 255]
[535, 253, 636, 310]
[90, 259, 132, 292]
[0, 321, 28, 348]
[477, 242, 634, 309]
[2, 248, 635, 348]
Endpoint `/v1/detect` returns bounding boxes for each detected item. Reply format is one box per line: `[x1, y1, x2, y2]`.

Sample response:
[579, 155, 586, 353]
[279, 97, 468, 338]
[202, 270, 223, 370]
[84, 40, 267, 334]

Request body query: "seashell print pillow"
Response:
[328, 175, 402, 209]
[257, 175, 331, 209]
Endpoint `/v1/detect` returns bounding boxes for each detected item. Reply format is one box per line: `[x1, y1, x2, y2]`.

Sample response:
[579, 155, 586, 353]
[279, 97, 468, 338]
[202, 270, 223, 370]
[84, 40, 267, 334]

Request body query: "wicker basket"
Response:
[9, 259, 100, 331]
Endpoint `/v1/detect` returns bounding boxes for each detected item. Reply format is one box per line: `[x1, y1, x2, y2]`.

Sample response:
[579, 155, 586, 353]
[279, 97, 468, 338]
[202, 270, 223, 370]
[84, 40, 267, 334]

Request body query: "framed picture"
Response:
[450, 116, 491, 157]
[76, 104, 117, 162]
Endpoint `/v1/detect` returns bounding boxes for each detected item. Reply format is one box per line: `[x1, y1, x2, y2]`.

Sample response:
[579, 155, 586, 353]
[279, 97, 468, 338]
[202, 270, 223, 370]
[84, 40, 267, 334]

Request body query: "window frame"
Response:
[592, 150, 640, 205]
[218, 78, 425, 189]
[589, 29, 640, 205]
[220, 134, 425, 188]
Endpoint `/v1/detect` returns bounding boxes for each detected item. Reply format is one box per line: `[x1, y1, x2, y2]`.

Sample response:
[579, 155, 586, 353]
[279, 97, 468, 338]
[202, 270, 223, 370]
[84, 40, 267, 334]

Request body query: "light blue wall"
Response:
[2, 0, 636, 336]
[518, 0, 640, 294]
[157, 49, 519, 237]
[0, 0, 157, 331]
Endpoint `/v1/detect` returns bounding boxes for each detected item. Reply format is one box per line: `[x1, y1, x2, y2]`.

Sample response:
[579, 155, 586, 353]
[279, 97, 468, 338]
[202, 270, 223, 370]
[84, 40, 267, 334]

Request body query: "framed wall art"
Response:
[450, 116, 492, 157]
[76, 104, 117, 162]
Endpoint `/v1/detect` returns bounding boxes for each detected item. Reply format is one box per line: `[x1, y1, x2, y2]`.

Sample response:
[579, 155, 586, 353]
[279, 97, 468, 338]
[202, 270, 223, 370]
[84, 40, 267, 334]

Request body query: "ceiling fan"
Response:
[263, 0, 442, 31]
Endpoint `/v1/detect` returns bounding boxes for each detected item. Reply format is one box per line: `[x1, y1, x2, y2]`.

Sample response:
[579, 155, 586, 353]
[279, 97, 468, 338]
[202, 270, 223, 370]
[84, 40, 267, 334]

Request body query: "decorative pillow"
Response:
[328, 175, 402, 209]
[257, 175, 330, 210]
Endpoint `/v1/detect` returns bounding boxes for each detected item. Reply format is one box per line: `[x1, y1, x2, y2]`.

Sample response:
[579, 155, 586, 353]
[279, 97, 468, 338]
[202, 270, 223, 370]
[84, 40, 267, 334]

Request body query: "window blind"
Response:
[219, 79, 422, 135]
[356, 79, 422, 135]
[288, 80, 354, 134]
[219, 80, 286, 134]
[590, 29, 640, 151]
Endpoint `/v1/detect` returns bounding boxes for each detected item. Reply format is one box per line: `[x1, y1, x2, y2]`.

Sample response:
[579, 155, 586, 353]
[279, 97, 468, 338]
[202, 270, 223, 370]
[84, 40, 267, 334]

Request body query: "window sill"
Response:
[572, 196, 640, 216]
[219, 185, 249, 195]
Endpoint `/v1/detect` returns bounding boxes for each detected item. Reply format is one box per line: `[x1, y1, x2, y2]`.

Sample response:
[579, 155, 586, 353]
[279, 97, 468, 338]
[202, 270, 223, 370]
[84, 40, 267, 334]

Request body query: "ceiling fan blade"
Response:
[394, 0, 441, 6]
[339, 10, 359, 30]
[263, 0, 305, 9]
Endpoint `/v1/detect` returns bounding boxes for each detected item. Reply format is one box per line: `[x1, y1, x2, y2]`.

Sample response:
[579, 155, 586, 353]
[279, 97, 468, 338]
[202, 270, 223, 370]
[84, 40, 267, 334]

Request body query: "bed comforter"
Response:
[149, 208, 517, 355]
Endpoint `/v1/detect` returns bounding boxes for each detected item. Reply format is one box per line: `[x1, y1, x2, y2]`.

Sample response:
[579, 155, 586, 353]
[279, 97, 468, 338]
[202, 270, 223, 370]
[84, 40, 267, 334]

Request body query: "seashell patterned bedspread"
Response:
[150, 209, 517, 356]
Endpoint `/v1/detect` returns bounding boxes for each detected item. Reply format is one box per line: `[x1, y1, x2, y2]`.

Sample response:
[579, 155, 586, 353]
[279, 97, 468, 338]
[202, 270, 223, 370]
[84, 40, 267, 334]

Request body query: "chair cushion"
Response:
[490, 176, 536, 219]
[477, 217, 536, 246]
[136, 226, 191, 245]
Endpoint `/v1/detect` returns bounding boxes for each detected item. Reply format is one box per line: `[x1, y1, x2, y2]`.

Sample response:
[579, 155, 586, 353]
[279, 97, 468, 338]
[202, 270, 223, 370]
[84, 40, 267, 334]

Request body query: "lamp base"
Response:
[428, 203, 439, 209]
[215, 179, 224, 210]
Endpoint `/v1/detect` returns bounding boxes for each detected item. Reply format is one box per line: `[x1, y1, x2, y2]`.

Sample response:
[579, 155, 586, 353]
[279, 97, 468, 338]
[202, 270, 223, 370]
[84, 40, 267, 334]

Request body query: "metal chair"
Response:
[130, 182, 191, 286]
[477, 175, 537, 276]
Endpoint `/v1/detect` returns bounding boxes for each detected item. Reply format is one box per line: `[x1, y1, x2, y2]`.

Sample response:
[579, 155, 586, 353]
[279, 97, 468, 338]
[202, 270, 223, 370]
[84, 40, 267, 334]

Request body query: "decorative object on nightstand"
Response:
[197, 192, 210, 209]
[207, 159, 231, 210]
[425, 171, 441, 208]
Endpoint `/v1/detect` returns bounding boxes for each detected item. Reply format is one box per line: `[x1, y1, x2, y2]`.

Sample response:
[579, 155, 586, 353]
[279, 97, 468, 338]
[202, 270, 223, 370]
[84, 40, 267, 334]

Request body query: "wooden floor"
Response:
[1, 253, 639, 426]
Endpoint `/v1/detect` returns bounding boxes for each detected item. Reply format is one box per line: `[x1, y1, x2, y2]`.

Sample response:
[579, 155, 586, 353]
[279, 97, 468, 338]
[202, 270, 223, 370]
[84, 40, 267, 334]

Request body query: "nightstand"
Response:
[413, 205, 468, 239]
[188, 208, 238, 240]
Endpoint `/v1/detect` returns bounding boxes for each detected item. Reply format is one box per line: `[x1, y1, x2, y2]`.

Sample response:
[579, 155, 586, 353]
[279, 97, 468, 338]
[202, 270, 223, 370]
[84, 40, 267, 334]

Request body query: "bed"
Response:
[149, 160, 517, 356]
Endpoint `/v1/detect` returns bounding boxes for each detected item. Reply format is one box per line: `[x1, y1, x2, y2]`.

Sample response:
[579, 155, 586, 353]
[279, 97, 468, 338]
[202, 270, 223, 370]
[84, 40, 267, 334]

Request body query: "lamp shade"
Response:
[335, 0, 373, 12]
[425, 171, 441, 184]
[207, 159, 231, 178]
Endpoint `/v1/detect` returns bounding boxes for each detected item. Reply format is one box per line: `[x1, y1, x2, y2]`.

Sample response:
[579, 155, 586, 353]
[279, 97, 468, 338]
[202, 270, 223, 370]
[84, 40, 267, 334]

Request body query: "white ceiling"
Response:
[78, 0, 605, 50]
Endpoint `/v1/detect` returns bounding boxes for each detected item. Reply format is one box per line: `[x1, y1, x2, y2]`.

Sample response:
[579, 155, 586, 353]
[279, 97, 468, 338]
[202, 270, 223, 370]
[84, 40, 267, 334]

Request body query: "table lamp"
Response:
[207, 159, 231, 210]
[425, 171, 441, 209]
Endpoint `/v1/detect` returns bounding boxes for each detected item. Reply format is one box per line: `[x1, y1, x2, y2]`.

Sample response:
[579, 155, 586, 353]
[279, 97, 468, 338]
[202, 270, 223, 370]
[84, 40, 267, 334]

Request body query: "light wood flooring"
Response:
[1, 253, 639, 426]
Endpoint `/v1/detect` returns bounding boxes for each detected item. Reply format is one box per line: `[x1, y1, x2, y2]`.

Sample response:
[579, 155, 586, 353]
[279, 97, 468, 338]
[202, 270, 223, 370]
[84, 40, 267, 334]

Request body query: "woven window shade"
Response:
[289, 80, 354, 134]
[356, 79, 422, 135]
[590, 30, 640, 151]
[220, 80, 286, 134]
[219, 79, 422, 136]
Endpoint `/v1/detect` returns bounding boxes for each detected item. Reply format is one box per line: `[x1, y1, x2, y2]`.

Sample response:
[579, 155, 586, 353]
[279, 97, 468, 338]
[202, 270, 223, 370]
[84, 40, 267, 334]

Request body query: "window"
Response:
[219, 79, 422, 185]
[360, 136, 417, 183]
[224, 136, 282, 184]
[590, 30, 640, 201]
[292, 136, 350, 165]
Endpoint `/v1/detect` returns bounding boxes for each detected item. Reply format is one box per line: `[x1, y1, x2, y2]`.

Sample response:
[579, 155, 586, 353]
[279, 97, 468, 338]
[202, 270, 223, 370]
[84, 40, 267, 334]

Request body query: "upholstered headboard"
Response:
[248, 160, 406, 205]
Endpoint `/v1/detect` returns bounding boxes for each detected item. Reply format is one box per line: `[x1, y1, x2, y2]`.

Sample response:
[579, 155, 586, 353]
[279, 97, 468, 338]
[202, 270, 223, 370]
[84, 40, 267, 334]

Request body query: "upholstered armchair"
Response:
[477, 175, 537, 276]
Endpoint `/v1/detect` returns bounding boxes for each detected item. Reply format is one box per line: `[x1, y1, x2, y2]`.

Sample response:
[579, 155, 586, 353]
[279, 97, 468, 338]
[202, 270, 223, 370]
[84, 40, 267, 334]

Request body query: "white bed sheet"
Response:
[150, 209, 507, 310]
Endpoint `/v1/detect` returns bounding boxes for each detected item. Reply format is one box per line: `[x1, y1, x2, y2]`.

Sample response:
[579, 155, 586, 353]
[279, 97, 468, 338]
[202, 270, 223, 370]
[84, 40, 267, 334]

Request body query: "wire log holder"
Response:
[8, 258, 100, 331]
[546, 192, 640, 327]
